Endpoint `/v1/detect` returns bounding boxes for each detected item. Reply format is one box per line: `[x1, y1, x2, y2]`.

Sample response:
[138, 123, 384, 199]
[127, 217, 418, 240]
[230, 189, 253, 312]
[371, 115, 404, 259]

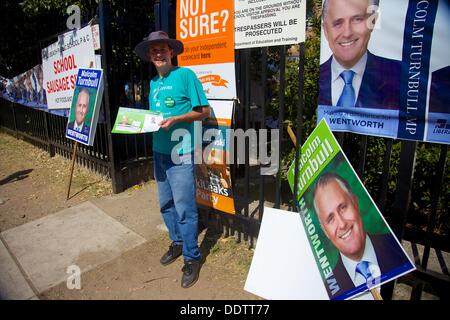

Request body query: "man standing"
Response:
[68, 88, 91, 135]
[319, 0, 401, 109]
[135, 31, 210, 288]
[313, 172, 413, 298]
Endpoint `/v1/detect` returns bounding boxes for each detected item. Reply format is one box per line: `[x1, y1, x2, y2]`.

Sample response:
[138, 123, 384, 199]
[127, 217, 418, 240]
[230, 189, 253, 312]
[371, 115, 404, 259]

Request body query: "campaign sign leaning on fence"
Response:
[65, 68, 104, 146]
[285, 119, 415, 300]
[195, 100, 236, 214]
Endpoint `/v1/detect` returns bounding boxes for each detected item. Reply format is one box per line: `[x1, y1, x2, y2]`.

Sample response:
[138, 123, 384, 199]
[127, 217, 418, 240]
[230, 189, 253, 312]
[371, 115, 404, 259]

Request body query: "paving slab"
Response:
[0, 239, 37, 300]
[1, 201, 147, 293]
[90, 183, 163, 242]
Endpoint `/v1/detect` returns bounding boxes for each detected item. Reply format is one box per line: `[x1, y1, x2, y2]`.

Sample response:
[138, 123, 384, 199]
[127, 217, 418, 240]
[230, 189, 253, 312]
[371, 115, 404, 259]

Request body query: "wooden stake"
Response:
[370, 288, 383, 300]
[287, 125, 297, 147]
[66, 141, 78, 200]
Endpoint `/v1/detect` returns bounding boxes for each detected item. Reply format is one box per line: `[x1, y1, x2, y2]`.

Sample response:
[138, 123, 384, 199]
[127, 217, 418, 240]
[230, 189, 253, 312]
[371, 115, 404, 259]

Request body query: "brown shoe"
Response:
[160, 242, 182, 266]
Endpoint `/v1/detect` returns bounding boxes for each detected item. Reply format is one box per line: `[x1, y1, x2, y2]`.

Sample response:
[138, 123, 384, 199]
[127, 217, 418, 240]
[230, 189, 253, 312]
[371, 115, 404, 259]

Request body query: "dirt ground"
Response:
[0, 130, 258, 300]
[2, 130, 440, 301]
[0, 131, 112, 231]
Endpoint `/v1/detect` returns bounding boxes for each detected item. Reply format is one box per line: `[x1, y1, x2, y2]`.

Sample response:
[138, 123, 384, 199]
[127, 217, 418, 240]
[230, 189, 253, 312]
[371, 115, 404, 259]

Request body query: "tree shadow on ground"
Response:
[0, 169, 33, 186]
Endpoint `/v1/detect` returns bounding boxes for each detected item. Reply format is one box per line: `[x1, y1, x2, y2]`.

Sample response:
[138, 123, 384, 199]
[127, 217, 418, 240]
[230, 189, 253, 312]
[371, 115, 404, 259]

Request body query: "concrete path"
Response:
[0, 239, 37, 300]
[0, 201, 146, 296]
[0, 182, 447, 300]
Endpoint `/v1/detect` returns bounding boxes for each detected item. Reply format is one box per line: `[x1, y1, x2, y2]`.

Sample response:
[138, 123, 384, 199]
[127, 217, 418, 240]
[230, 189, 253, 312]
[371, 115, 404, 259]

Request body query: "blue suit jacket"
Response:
[68, 121, 90, 135]
[327, 233, 412, 299]
[319, 52, 401, 110]
[429, 66, 450, 114]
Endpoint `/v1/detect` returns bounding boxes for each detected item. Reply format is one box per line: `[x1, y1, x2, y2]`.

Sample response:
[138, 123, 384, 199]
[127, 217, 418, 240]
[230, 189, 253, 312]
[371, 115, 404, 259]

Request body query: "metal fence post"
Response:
[11, 102, 18, 137]
[258, 47, 268, 221]
[99, 0, 124, 193]
[43, 111, 55, 157]
[275, 46, 286, 208]
[161, 0, 169, 33]
[293, 43, 306, 211]
[154, 0, 169, 33]
[382, 140, 418, 299]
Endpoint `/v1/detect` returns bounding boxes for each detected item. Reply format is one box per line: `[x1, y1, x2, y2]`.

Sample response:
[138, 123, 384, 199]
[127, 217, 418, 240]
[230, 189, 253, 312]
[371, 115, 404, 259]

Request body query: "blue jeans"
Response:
[153, 151, 201, 262]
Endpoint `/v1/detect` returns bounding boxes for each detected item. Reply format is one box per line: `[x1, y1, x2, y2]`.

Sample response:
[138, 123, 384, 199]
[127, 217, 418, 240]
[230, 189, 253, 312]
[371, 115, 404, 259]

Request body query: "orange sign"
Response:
[195, 100, 235, 214]
[176, 0, 234, 66]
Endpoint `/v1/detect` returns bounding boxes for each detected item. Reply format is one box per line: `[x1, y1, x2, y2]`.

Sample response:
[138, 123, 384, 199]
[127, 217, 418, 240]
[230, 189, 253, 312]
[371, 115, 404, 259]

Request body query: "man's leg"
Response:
[166, 154, 201, 261]
[166, 153, 201, 288]
[153, 152, 182, 265]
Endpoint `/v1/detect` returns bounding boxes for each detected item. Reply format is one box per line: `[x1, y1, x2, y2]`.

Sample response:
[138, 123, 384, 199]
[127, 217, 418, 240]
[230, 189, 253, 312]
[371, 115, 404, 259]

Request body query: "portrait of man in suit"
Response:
[67, 88, 91, 135]
[313, 172, 412, 297]
[319, 0, 401, 110]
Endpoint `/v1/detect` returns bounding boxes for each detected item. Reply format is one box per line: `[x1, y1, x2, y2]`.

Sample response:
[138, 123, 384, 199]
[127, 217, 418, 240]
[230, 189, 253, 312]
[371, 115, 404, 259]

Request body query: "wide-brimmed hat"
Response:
[134, 31, 184, 61]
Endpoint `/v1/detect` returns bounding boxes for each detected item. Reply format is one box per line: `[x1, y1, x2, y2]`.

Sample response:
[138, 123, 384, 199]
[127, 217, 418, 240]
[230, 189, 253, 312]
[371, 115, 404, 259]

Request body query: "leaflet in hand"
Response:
[112, 107, 163, 134]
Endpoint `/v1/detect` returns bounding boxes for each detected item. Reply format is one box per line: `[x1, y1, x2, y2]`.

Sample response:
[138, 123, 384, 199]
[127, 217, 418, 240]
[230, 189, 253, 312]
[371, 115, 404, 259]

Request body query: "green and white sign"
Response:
[112, 107, 163, 134]
[285, 119, 415, 300]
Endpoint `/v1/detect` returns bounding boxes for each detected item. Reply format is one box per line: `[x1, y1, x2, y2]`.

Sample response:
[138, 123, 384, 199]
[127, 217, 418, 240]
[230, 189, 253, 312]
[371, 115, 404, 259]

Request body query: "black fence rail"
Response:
[0, 100, 111, 176]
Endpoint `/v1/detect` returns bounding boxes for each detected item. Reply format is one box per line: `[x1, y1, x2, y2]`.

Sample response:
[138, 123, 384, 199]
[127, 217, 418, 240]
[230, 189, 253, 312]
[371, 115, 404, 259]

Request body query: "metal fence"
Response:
[0, 0, 448, 300]
[0, 100, 111, 176]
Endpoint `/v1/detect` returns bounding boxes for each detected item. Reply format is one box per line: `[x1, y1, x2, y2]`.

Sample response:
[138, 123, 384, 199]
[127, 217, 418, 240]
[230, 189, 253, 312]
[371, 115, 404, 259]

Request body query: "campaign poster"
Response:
[112, 107, 163, 134]
[176, 0, 236, 99]
[234, 0, 306, 49]
[91, 24, 101, 51]
[1, 65, 47, 109]
[286, 119, 415, 300]
[196, 100, 235, 214]
[66, 68, 104, 146]
[42, 25, 96, 110]
[317, 0, 450, 145]
[245, 206, 379, 300]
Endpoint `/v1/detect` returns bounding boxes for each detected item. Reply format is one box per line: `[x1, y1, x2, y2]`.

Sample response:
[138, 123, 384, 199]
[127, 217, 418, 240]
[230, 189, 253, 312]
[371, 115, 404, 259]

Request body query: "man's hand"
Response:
[159, 117, 178, 130]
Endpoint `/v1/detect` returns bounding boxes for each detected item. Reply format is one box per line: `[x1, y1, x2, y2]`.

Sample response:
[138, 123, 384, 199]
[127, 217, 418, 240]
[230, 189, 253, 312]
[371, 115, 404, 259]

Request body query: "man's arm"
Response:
[159, 105, 210, 130]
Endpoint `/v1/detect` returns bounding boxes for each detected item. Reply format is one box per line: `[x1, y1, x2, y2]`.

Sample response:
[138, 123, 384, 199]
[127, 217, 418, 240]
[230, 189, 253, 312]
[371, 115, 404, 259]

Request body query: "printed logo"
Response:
[433, 119, 450, 134]
[198, 74, 229, 88]
[165, 97, 175, 108]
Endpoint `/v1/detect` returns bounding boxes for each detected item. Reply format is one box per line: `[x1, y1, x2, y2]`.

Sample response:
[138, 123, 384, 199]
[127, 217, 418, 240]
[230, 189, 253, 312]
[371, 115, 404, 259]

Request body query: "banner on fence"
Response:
[176, 0, 236, 100]
[1, 65, 47, 110]
[42, 25, 96, 110]
[317, 0, 450, 145]
[195, 100, 235, 214]
[65, 68, 104, 146]
[234, 0, 306, 49]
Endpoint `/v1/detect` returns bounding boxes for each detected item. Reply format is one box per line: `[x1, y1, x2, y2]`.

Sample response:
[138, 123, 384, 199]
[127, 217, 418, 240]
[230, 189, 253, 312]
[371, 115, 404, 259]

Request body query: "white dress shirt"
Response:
[340, 234, 381, 288]
[73, 122, 84, 132]
[331, 53, 368, 106]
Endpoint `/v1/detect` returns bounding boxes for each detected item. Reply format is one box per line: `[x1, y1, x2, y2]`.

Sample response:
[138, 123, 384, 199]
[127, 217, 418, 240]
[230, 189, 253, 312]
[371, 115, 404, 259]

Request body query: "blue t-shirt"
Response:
[149, 67, 208, 155]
